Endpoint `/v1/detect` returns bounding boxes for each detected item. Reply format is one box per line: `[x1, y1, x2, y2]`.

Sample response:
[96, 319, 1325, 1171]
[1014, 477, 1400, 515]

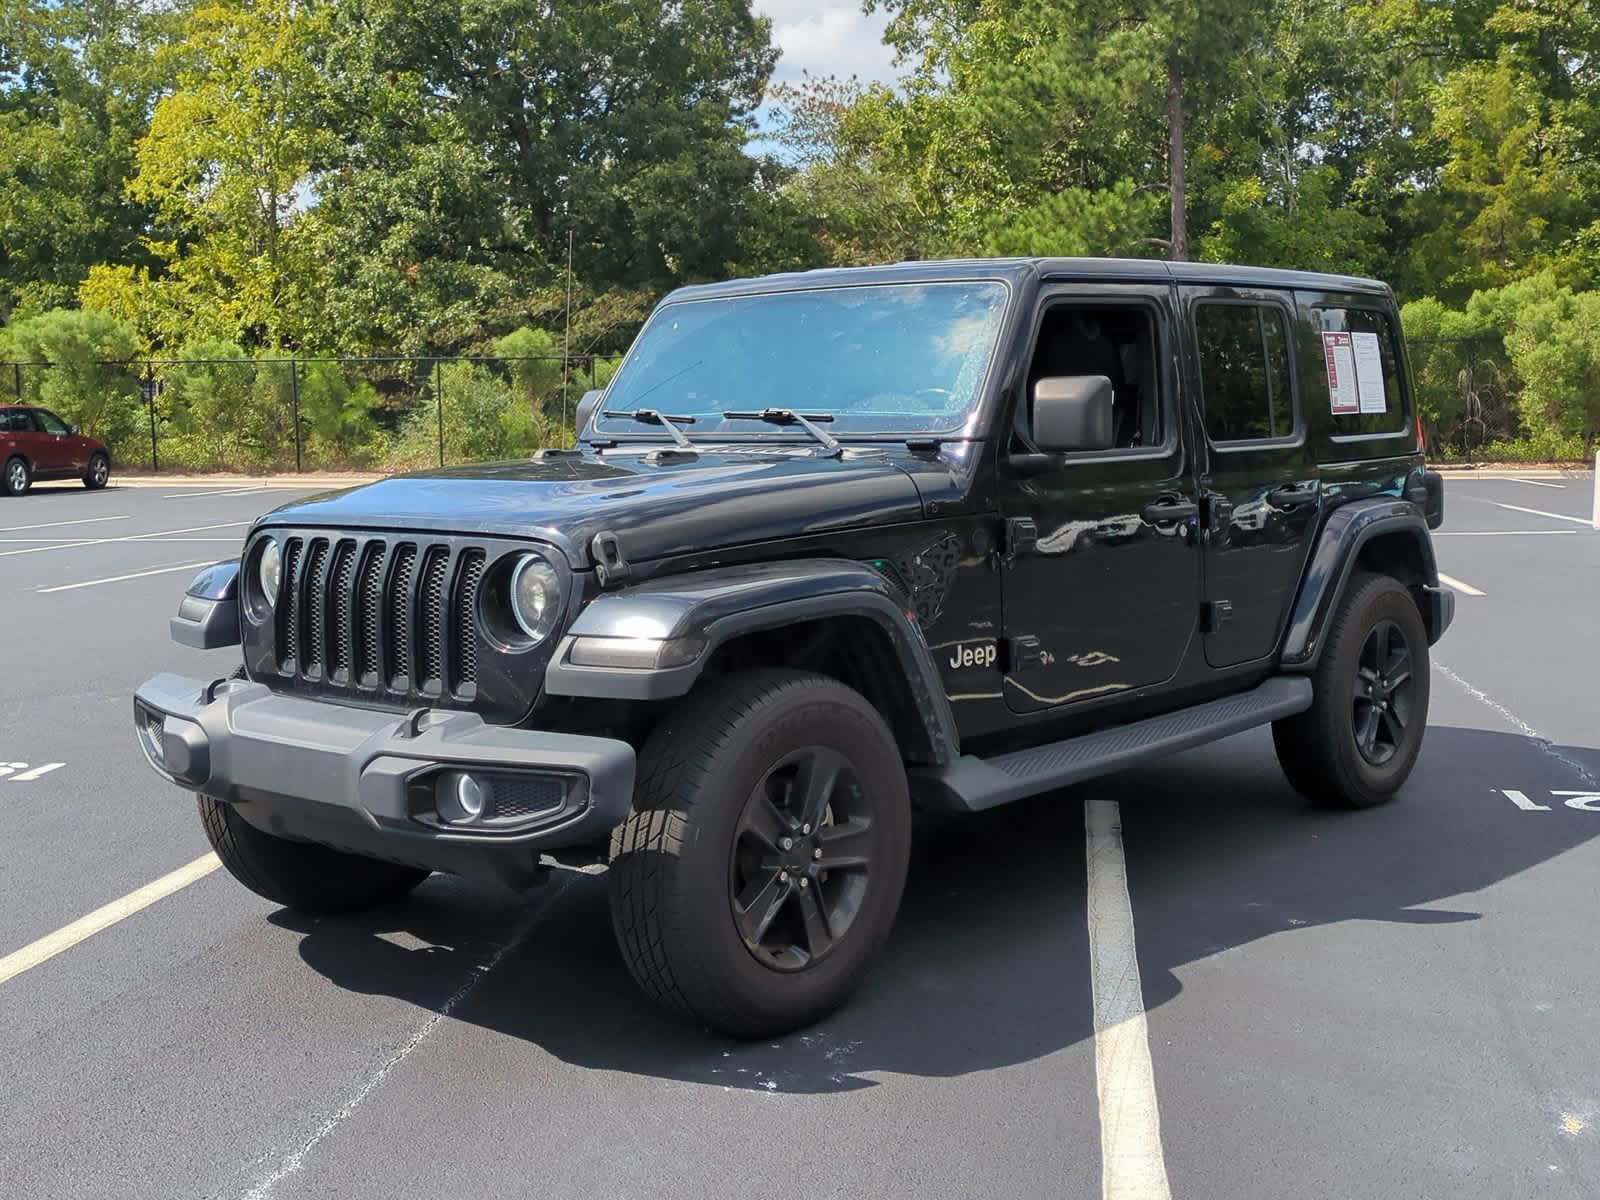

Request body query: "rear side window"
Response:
[1314, 307, 1406, 435]
[0, 410, 28, 433]
[1194, 304, 1294, 443]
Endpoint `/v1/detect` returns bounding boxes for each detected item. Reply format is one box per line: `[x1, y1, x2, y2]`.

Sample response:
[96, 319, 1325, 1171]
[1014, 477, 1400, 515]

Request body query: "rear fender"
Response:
[1280, 500, 1448, 669]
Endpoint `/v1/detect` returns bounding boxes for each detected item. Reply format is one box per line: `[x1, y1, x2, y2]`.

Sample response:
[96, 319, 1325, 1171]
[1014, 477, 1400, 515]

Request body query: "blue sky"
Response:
[755, 1, 899, 93]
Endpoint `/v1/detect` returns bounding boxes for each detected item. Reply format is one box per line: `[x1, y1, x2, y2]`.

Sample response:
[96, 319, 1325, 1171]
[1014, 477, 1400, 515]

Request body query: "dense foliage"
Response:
[2, 0, 1598, 464]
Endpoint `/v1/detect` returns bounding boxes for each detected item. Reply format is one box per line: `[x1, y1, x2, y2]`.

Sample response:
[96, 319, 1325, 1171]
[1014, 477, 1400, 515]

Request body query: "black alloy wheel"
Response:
[730, 746, 873, 971]
[1272, 571, 1431, 808]
[1352, 618, 1415, 766]
[609, 669, 912, 1038]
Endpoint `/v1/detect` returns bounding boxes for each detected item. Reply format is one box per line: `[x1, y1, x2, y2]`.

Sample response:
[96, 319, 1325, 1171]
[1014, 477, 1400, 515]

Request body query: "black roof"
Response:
[668, 257, 1390, 302]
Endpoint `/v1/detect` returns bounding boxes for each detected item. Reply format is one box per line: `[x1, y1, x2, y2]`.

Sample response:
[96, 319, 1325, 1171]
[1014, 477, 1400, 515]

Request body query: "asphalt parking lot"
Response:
[2, 473, 1598, 1200]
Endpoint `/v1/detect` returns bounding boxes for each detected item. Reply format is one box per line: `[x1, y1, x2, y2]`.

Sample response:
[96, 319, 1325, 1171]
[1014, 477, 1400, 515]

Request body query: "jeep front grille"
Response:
[274, 534, 488, 703]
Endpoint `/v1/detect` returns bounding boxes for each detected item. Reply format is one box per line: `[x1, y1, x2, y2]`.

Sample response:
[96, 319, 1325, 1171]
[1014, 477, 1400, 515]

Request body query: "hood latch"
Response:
[591, 531, 632, 588]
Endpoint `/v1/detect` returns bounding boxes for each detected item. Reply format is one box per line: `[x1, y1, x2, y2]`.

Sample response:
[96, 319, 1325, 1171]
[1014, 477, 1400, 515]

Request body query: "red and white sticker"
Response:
[1322, 332, 1359, 414]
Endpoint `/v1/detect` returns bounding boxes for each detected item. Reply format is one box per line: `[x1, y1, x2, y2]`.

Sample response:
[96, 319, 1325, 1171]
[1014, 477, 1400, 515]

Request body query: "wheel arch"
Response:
[1280, 500, 1450, 670]
[544, 558, 959, 765]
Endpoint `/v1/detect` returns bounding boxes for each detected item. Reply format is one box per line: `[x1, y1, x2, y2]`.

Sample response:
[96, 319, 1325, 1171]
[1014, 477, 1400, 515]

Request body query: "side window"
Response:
[1021, 304, 1162, 451]
[1314, 307, 1406, 435]
[0, 411, 26, 433]
[34, 409, 69, 435]
[1194, 303, 1294, 444]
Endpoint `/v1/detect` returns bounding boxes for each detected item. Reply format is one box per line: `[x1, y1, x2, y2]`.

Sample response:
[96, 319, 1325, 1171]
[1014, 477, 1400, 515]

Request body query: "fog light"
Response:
[436, 771, 488, 824]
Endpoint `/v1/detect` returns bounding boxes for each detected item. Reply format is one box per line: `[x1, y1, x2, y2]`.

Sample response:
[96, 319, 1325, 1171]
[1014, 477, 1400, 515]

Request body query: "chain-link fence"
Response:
[1, 354, 621, 472]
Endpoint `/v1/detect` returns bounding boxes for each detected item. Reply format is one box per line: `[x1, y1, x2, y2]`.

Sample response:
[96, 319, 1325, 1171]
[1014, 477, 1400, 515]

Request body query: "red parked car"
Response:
[0, 405, 111, 496]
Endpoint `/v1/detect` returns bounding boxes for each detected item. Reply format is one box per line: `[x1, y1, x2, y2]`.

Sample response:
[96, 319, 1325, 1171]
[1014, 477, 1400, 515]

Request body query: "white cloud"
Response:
[754, 1, 899, 90]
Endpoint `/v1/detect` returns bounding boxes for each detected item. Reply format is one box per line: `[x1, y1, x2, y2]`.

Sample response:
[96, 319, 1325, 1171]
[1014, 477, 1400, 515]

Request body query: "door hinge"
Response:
[1201, 600, 1233, 633]
[1002, 517, 1038, 566]
[1007, 634, 1046, 672]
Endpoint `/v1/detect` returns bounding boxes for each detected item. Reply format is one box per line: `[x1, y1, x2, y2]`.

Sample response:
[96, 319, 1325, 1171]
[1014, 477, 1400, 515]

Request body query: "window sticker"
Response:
[1322, 332, 1359, 414]
[1351, 331, 1387, 414]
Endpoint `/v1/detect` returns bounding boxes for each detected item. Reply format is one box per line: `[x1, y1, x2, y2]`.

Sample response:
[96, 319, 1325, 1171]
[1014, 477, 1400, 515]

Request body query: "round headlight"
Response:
[257, 539, 282, 608]
[509, 553, 562, 644]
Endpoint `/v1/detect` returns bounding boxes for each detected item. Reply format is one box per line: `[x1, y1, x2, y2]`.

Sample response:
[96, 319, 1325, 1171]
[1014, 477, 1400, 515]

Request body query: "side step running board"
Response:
[911, 676, 1313, 813]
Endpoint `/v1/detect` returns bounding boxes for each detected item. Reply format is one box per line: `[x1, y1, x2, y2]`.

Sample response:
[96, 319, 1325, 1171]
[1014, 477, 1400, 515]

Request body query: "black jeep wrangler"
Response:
[135, 258, 1450, 1037]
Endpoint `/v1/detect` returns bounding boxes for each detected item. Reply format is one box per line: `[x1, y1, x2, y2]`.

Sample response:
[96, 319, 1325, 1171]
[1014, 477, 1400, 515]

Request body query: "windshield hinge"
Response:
[1002, 517, 1037, 566]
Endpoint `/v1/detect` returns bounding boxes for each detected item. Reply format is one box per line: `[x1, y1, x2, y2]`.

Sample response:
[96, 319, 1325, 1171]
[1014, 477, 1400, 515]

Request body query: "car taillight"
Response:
[1416, 413, 1425, 454]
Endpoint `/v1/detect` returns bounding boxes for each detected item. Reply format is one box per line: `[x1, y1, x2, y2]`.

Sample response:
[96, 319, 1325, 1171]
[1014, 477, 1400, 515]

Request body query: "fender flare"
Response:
[544, 558, 959, 764]
[1279, 500, 1444, 669]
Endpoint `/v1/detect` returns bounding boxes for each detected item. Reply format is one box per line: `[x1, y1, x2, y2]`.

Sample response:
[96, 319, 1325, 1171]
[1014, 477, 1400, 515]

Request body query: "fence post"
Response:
[1465, 339, 1476, 459]
[145, 362, 159, 472]
[1592, 447, 1599, 532]
[289, 359, 303, 474]
[435, 359, 445, 467]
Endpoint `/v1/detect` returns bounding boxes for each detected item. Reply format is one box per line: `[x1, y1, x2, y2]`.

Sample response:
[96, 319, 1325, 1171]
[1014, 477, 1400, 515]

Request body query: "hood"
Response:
[258, 448, 931, 568]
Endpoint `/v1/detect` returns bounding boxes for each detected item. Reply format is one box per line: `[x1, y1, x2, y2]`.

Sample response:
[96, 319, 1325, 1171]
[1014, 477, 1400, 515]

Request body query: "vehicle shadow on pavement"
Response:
[279, 723, 1599, 1095]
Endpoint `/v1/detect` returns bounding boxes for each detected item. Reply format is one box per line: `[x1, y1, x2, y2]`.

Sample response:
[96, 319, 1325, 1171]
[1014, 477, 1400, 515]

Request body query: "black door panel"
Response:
[999, 282, 1202, 715]
[1183, 287, 1321, 668]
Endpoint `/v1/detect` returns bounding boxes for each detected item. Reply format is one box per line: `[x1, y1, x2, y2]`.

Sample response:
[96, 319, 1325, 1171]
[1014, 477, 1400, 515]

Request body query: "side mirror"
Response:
[574, 389, 602, 439]
[1031, 375, 1114, 452]
[67, 424, 78, 435]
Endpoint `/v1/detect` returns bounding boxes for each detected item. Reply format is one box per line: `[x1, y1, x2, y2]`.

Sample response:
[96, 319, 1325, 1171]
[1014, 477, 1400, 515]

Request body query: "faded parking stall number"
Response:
[0, 762, 63, 782]
[1501, 789, 1600, 812]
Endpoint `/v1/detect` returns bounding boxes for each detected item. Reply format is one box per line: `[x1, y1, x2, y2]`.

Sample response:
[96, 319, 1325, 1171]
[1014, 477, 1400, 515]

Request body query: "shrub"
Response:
[385, 363, 566, 470]
[158, 340, 270, 469]
[0, 308, 144, 458]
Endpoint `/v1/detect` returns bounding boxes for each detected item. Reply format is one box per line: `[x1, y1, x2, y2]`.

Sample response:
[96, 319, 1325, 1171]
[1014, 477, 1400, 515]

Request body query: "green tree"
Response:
[0, 0, 173, 318]
[128, 0, 338, 348]
[0, 308, 142, 451]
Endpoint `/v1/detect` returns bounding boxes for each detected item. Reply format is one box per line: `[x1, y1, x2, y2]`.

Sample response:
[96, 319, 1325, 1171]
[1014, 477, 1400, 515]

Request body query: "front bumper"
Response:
[133, 673, 635, 887]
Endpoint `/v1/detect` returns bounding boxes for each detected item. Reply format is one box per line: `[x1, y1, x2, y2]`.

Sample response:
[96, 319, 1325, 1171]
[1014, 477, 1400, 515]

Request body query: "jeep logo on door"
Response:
[948, 642, 998, 670]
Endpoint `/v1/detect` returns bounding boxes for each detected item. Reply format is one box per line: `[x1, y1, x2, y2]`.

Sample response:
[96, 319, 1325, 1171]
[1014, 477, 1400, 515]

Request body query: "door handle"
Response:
[1142, 497, 1199, 525]
[1268, 485, 1319, 508]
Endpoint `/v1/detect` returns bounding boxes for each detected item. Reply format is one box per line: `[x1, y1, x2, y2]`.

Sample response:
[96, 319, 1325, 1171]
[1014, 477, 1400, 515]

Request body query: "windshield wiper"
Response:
[722, 408, 841, 454]
[602, 409, 697, 448]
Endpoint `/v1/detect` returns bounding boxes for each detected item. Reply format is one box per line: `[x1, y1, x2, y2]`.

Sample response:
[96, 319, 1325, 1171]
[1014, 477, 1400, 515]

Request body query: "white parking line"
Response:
[240, 874, 575, 1200]
[1085, 798, 1172, 1200]
[1491, 501, 1594, 527]
[1433, 530, 1574, 537]
[37, 560, 216, 593]
[0, 853, 221, 987]
[0, 514, 131, 533]
[1437, 573, 1486, 597]
[0, 521, 249, 558]
[1508, 478, 1565, 489]
[163, 486, 269, 499]
[0, 536, 242, 544]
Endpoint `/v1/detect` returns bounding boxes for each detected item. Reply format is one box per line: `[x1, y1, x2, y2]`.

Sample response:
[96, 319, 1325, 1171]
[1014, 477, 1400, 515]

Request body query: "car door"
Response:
[30, 408, 82, 475]
[1181, 288, 1322, 668]
[998, 282, 1202, 715]
[6, 408, 51, 475]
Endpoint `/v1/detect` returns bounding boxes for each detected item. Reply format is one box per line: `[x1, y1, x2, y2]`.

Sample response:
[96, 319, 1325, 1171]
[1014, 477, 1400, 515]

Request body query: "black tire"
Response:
[83, 452, 109, 489]
[608, 669, 912, 1038]
[199, 794, 430, 914]
[1273, 572, 1430, 808]
[2, 456, 29, 497]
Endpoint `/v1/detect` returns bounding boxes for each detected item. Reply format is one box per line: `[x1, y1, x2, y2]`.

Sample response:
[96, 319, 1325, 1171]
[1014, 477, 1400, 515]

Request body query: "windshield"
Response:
[595, 281, 1010, 438]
